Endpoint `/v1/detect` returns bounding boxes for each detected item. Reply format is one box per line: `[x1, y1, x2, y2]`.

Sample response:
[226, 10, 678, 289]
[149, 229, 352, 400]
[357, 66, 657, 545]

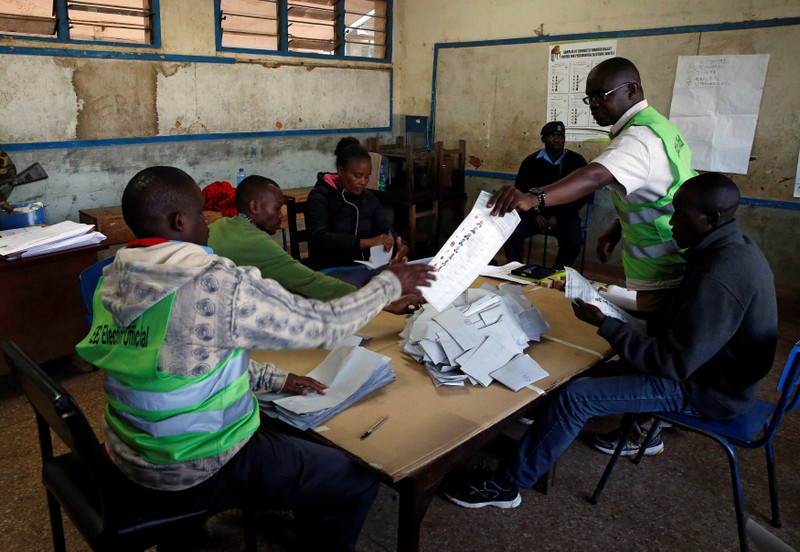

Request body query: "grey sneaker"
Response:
[593, 427, 664, 456]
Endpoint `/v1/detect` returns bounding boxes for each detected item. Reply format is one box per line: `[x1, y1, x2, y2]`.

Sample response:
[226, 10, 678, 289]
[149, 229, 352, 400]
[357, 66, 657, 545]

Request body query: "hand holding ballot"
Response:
[571, 298, 607, 327]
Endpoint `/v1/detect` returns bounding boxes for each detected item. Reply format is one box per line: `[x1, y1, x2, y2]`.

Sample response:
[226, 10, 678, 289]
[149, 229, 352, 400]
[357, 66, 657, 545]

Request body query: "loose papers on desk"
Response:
[401, 284, 549, 391]
[423, 191, 520, 312]
[257, 346, 395, 431]
[0, 220, 105, 259]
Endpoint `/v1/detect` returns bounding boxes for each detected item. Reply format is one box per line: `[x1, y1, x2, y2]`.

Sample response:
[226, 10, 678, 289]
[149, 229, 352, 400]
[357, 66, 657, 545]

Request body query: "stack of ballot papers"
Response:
[400, 283, 550, 391]
[257, 346, 395, 431]
[0, 220, 106, 259]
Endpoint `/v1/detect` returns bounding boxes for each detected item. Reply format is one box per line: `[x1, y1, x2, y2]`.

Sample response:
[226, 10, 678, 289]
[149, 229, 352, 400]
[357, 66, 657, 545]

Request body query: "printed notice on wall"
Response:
[669, 55, 770, 175]
[546, 39, 617, 142]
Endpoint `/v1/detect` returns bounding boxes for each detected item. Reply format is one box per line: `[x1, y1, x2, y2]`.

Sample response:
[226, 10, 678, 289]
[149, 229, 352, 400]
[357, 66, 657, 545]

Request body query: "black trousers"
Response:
[504, 212, 583, 269]
[171, 427, 380, 551]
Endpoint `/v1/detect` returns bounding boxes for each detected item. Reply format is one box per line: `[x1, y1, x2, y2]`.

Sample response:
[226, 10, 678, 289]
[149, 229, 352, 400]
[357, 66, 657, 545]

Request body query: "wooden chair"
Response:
[432, 139, 467, 243]
[285, 196, 310, 263]
[366, 136, 439, 258]
[2, 340, 257, 552]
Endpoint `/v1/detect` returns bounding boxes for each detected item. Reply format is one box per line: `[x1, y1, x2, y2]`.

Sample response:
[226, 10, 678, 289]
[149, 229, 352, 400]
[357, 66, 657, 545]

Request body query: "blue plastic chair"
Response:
[79, 256, 114, 325]
[590, 341, 800, 551]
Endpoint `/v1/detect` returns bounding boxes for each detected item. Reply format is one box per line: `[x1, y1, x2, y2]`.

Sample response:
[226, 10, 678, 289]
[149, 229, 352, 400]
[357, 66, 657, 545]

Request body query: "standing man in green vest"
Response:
[490, 57, 696, 313]
[488, 57, 696, 456]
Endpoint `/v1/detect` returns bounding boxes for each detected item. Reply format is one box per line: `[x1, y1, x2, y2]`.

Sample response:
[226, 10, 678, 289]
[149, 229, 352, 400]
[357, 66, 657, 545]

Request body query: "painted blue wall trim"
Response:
[0, 126, 391, 152]
[433, 17, 800, 51]
[465, 169, 800, 211]
[0, 45, 233, 64]
[465, 169, 515, 181]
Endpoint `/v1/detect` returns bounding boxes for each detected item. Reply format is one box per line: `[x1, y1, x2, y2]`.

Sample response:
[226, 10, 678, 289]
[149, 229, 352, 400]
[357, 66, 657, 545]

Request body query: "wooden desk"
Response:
[253, 285, 612, 551]
[79, 187, 314, 246]
[0, 243, 107, 375]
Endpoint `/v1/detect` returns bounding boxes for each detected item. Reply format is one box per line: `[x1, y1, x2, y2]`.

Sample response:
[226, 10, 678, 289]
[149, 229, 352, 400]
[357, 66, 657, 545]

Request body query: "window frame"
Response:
[0, 0, 161, 49]
[215, 0, 391, 63]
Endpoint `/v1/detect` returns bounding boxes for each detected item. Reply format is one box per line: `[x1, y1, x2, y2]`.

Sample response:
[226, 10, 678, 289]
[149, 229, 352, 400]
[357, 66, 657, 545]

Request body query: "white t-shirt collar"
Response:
[610, 99, 649, 135]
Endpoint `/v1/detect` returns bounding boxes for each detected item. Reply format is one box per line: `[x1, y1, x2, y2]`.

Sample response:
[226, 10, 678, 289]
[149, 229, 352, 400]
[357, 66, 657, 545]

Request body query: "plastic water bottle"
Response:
[235, 167, 246, 186]
[378, 158, 388, 191]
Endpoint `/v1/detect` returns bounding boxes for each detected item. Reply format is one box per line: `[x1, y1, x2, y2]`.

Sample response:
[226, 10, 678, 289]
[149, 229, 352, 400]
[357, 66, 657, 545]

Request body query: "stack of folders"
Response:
[257, 346, 395, 431]
[400, 284, 551, 391]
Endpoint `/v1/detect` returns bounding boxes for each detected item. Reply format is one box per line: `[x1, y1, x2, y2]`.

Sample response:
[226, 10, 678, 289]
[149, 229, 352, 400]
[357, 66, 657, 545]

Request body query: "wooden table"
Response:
[253, 283, 612, 551]
[0, 243, 108, 375]
[79, 186, 315, 246]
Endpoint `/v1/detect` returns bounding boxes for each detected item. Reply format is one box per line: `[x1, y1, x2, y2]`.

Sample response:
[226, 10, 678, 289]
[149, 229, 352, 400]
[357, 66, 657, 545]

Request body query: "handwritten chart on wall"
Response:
[670, 55, 770, 174]
[0, 54, 391, 143]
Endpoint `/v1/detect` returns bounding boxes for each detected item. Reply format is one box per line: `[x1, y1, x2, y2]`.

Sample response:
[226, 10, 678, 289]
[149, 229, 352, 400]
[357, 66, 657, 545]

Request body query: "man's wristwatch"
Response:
[528, 187, 546, 213]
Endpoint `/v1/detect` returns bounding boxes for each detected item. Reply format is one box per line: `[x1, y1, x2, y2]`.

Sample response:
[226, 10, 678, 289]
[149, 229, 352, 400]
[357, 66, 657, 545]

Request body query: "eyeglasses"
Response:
[582, 82, 632, 105]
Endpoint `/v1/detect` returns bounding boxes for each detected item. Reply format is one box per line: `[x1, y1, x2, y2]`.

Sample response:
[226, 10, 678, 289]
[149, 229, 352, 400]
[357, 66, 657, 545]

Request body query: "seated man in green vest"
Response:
[76, 166, 434, 551]
[488, 56, 696, 455]
[207, 175, 421, 313]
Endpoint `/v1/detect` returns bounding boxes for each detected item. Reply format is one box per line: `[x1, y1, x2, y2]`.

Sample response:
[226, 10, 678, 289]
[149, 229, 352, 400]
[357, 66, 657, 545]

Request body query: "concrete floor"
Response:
[1, 258, 798, 552]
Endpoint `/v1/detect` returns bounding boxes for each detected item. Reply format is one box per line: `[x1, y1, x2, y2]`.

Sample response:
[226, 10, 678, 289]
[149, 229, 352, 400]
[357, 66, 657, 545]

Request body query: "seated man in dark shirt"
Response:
[503, 121, 588, 268]
[446, 172, 778, 509]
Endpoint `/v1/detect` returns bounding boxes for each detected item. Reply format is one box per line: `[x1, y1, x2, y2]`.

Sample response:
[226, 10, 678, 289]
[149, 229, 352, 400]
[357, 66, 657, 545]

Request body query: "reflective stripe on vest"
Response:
[617, 202, 675, 225]
[112, 388, 255, 437]
[623, 239, 681, 260]
[76, 276, 260, 465]
[611, 106, 696, 282]
[104, 351, 250, 411]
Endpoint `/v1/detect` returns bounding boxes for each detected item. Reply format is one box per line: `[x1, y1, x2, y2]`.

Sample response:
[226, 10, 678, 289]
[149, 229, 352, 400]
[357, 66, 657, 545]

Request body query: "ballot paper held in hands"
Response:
[564, 267, 646, 332]
[423, 191, 520, 312]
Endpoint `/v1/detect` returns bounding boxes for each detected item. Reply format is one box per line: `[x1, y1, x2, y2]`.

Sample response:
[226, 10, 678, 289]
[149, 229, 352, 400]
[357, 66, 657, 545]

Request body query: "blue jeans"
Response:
[501, 361, 699, 489]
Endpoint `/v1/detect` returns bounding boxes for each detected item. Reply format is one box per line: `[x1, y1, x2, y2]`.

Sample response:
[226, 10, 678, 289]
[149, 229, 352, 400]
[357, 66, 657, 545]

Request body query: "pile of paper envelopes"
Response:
[257, 346, 395, 430]
[400, 284, 550, 391]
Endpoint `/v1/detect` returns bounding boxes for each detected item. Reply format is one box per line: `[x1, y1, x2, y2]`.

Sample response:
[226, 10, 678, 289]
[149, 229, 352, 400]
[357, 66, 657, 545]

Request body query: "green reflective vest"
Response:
[76, 278, 260, 465]
[610, 106, 697, 283]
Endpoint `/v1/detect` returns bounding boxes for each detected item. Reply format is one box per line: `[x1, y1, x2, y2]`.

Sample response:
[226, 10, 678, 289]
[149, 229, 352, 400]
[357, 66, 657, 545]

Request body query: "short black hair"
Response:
[335, 137, 370, 169]
[122, 166, 197, 238]
[235, 175, 280, 214]
[681, 172, 741, 223]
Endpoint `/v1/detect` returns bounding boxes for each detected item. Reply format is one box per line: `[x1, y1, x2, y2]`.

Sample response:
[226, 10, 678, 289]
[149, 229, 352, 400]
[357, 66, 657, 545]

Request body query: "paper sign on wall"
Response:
[669, 55, 770, 175]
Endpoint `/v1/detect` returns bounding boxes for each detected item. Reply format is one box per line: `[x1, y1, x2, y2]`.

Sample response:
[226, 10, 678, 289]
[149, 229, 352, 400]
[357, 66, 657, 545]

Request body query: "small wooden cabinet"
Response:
[0, 244, 107, 375]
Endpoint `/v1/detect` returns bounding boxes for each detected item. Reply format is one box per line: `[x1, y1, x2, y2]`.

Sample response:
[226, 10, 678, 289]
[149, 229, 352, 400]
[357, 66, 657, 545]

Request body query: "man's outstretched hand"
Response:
[487, 186, 536, 216]
[386, 264, 436, 295]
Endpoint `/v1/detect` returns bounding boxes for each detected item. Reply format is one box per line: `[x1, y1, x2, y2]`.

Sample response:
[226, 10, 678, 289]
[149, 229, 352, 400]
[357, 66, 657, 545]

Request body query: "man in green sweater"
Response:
[208, 175, 420, 313]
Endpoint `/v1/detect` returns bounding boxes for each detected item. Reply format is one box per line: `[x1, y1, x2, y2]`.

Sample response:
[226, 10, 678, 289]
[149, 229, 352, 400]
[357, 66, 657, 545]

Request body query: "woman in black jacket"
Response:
[306, 138, 407, 284]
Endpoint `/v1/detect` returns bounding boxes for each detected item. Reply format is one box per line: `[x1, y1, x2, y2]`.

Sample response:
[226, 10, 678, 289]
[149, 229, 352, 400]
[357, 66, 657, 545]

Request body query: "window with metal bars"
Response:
[0, 0, 156, 45]
[219, 0, 389, 60]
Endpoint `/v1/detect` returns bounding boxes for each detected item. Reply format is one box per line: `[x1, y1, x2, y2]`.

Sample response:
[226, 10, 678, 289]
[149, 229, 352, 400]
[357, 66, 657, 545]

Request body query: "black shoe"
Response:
[444, 471, 521, 509]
